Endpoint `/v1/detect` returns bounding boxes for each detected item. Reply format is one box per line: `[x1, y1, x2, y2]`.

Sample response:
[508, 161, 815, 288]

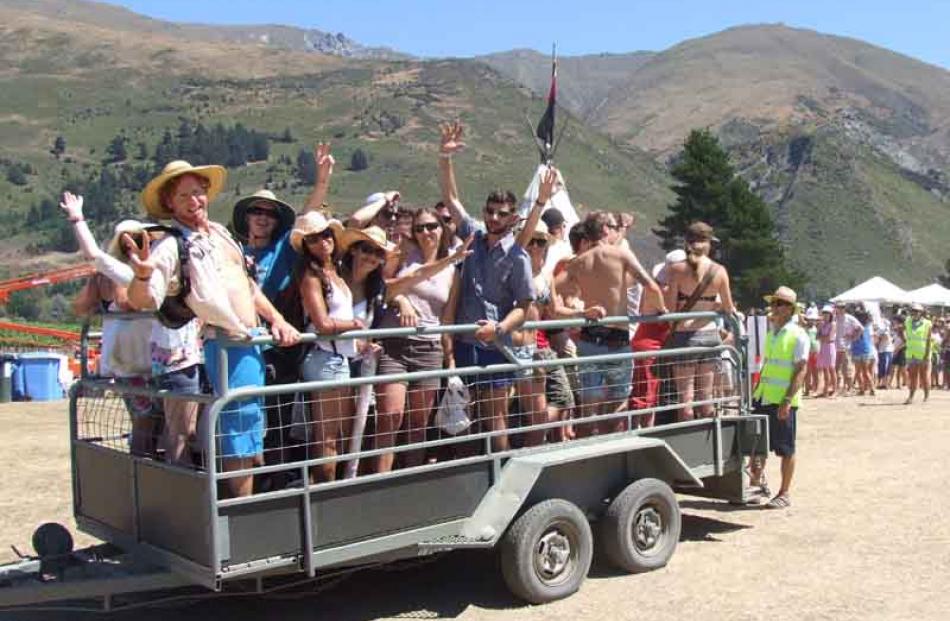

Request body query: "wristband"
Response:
[135, 275, 150, 282]
[69, 217, 84, 224]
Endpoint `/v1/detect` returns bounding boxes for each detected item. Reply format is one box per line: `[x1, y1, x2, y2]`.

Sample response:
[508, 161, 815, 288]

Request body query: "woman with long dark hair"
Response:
[292, 212, 356, 483]
[664, 222, 736, 421]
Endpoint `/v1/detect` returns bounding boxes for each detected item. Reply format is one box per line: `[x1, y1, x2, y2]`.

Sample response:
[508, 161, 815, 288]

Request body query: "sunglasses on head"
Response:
[414, 222, 441, 234]
[484, 205, 513, 219]
[247, 206, 279, 218]
[355, 242, 386, 259]
[528, 237, 548, 249]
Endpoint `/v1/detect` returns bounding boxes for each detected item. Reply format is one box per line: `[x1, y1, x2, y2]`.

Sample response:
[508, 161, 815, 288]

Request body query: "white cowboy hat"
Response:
[337, 225, 397, 255]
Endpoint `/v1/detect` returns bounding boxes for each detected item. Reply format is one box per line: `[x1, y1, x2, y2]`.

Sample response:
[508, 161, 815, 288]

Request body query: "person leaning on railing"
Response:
[373, 207, 473, 472]
[125, 161, 301, 499]
[663, 222, 736, 422]
[437, 120, 535, 453]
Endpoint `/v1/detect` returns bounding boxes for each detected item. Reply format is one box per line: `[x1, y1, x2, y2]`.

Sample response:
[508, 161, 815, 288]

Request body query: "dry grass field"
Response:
[0, 390, 948, 619]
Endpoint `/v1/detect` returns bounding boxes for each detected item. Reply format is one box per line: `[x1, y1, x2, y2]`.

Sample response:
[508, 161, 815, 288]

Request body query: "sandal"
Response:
[765, 493, 791, 509]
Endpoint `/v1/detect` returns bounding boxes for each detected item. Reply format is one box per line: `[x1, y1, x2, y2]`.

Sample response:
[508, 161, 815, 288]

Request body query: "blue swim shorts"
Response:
[204, 337, 265, 459]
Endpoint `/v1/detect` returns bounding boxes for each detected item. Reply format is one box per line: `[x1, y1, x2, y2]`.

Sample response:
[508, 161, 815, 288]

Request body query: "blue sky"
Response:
[104, 0, 948, 68]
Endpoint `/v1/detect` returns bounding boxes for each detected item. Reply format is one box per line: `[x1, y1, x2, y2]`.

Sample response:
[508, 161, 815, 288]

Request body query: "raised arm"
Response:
[302, 142, 335, 213]
[438, 120, 469, 227]
[346, 191, 399, 229]
[60, 192, 100, 260]
[385, 236, 473, 299]
[516, 167, 557, 248]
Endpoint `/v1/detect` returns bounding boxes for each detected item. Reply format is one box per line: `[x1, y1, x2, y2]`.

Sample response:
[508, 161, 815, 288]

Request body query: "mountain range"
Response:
[1, 0, 948, 298]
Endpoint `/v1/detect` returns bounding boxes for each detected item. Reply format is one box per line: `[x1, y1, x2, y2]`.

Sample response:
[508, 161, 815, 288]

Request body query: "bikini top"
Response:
[677, 290, 717, 303]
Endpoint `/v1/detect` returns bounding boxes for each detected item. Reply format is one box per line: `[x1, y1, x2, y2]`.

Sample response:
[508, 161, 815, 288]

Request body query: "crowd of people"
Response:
[799, 301, 947, 404]
[62, 122, 813, 508]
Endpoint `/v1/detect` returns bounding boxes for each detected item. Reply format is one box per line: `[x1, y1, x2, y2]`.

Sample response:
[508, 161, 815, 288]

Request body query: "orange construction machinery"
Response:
[0, 263, 96, 344]
[0, 263, 96, 304]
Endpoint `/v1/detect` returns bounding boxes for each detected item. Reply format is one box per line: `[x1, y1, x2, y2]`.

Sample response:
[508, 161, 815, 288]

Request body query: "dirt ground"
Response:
[1, 390, 948, 620]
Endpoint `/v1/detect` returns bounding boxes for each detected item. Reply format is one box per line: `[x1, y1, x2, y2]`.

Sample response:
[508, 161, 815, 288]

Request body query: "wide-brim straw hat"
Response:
[289, 212, 344, 253]
[141, 160, 227, 220]
[764, 285, 798, 306]
[105, 219, 153, 260]
[231, 189, 296, 241]
[337, 225, 397, 255]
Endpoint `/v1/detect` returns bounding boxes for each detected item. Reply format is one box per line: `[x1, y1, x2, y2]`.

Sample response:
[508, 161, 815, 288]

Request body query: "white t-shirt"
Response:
[541, 239, 573, 278]
[835, 313, 862, 350]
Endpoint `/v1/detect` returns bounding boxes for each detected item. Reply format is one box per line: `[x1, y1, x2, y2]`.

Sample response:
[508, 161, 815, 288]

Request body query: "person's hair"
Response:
[294, 242, 335, 303]
[618, 213, 635, 228]
[582, 211, 610, 242]
[484, 189, 517, 208]
[685, 223, 713, 273]
[413, 206, 451, 259]
[569, 220, 590, 252]
[341, 246, 385, 306]
[853, 309, 870, 324]
[159, 173, 210, 210]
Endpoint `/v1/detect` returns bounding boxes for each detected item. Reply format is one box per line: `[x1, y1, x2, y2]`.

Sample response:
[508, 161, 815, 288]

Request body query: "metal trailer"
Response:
[0, 312, 768, 611]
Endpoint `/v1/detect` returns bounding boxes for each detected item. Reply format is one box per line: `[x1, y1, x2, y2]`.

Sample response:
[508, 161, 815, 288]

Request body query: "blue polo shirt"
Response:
[245, 230, 296, 301]
[456, 215, 535, 345]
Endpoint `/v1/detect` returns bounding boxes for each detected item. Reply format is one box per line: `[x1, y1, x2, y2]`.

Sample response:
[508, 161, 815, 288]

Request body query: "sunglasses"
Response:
[378, 207, 400, 221]
[484, 205, 513, 219]
[414, 222, 441, 234]
[354, 242, 386, 259]
[304, 229, 335, 244]
[440, 215, 453, 224]
[528, 238, 548, 249]
[247, 206, 279, 218]
[771, 299, 793, 308]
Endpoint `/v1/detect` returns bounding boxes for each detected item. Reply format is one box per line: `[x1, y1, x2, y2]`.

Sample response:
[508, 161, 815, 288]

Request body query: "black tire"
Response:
[500, 499, 593, 604]
[599, 478, 680, 573]
[32, 522, 73, 558]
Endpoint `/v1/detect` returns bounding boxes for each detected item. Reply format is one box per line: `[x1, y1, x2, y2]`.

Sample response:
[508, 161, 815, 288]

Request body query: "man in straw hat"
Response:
[126, 160, 300, 498]
[904, 302, 932, 404]
[749, 286, 810, 509]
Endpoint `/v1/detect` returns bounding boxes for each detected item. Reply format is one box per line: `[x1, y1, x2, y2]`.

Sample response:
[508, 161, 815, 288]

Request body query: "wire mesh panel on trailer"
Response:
[68, 311, 765, 590]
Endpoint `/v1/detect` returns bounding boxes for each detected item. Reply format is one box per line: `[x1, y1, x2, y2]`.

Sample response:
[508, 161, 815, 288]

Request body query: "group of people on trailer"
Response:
[64, 121, 764, 500]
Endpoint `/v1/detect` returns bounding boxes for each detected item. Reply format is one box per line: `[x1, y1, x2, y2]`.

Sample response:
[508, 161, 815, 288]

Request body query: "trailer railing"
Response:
[71, 311, 753, 585]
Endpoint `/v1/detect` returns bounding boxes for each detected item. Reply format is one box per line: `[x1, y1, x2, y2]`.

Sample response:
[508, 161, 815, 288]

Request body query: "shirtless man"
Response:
[557, 213, 667, 436]
[126, 160, 300, 498]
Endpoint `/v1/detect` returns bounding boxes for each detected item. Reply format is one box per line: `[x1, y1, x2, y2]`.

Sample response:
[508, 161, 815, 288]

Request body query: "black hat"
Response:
[541, 208, 565, 229]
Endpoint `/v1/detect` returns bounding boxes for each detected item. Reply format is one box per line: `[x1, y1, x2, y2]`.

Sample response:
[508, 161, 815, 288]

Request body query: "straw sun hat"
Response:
[337, 225, 397, 255]
[141, 160, 227, 220]
[289, 212, 344, 253]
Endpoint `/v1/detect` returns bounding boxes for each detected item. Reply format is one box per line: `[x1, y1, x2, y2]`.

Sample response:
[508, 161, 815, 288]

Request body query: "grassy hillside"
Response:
[0, 6, 673, 282]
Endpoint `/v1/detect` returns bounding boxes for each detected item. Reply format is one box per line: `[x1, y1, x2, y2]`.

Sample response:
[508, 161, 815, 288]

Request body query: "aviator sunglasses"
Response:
[413, 222, 441, 234]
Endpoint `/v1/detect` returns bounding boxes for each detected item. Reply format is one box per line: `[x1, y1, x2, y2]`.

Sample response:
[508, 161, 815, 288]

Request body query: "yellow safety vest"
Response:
[754, 322, 807, 407]
[904, 318, 931, 360]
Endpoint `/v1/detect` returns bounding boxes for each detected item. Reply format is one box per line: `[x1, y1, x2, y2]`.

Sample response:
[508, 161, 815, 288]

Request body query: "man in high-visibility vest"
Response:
[904, 302, 932, 404]
[749, 286, 810, 509]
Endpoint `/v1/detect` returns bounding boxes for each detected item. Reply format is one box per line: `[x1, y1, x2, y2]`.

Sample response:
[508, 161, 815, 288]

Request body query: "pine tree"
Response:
[350, 148, 369, 172]
[938, 259, 950, 288]
[296, 148, 316, 185]
[52, 135, 66, 157]
[655, 129, 803, 307]
[104, 134, 128, 163]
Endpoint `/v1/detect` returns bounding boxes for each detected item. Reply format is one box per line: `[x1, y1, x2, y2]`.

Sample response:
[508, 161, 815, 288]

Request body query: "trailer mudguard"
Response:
[460, 436, 700, 543]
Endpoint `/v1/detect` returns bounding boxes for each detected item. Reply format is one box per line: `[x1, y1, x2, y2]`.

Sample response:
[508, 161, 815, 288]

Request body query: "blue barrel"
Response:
[14, 353, 65, 401]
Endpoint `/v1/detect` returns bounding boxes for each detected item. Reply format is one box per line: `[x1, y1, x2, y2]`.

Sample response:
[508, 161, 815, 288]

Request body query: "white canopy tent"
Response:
[906, 283, 950, 308]
[831, 276, 910, 305]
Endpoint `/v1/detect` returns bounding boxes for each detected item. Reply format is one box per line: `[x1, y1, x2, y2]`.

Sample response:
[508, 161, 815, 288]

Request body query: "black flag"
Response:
[535, 50, 557, 162]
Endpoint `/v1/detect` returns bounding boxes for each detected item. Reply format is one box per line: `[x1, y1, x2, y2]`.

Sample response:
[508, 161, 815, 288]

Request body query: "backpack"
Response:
[147, 226, 197, 330]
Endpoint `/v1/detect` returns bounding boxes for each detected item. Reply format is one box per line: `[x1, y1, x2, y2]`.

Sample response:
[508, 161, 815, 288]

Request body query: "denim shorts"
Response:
[511, 344, 537, 380]
[302, 346, 351, 383]
[576, 339, 633, 402]
[755, 401, 797, 457]
[453, 340, 513, 390]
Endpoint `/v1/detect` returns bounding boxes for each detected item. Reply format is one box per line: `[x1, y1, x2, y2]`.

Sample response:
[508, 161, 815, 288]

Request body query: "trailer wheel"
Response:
[500, 499, 593, 604]
[600, 478, 680, 573]
[32, 522, 73, 558]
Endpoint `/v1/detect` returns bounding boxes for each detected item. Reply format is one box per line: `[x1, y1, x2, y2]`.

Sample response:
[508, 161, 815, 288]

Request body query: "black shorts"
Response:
[755, 401, 797, 457]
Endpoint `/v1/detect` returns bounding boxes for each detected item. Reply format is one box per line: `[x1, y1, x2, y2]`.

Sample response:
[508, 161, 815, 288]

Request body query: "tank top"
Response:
[311, 278, 357, 358]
